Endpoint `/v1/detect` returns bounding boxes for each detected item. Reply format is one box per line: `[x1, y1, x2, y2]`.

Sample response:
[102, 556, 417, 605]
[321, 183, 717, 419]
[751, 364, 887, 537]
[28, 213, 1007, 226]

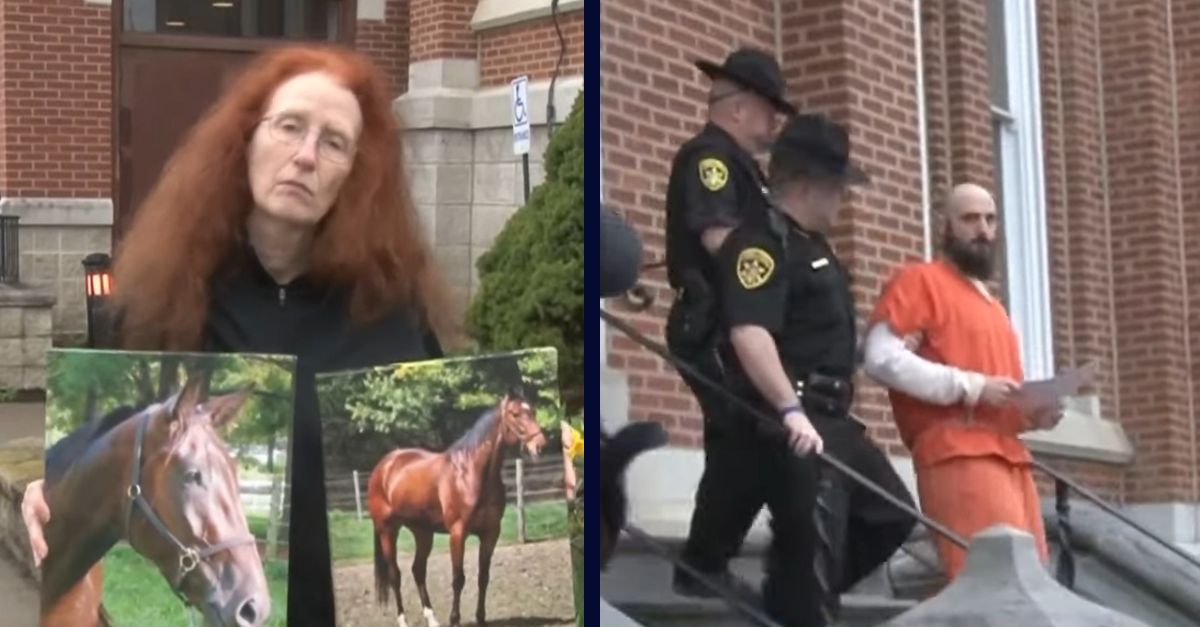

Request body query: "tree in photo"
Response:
[317, 350, 562, 472]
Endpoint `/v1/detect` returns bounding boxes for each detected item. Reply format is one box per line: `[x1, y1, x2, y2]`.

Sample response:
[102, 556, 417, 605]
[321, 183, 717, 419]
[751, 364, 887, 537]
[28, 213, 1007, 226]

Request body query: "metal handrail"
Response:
[599, 308, 970, 550]
[1033, 459, 1200, 572]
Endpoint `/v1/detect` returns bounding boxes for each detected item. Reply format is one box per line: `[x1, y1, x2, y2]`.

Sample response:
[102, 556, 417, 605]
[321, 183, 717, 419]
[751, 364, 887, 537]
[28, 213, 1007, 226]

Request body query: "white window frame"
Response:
[991, 0, 1054, 380]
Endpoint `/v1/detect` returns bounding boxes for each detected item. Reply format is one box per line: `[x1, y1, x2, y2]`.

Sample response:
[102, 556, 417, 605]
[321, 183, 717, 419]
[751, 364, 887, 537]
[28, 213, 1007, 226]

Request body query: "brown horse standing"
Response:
[39, 374, 271, 627]
[367, 389, 548, 627]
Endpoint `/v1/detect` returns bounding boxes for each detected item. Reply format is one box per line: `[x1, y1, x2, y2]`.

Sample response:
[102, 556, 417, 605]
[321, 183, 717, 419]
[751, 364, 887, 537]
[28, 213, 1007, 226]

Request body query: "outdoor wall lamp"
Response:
[82, 252, 113, 348]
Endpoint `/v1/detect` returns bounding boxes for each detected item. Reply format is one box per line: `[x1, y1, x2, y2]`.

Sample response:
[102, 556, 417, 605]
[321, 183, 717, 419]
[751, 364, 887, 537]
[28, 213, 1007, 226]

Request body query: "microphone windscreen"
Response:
[599, 204, 643, 298]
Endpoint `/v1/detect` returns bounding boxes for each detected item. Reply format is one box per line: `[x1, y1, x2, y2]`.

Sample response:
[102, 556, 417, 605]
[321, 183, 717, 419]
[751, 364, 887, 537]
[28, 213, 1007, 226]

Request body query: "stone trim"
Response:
[470, 0, 585, 33]
[357, 0, 385, 21]
[0, 198, 114, 227]
[396, 73, 583, 131]
[1020, 394, 1135, 464]
[1122, 502, 1200, 545]
[408, 58, 481, 92]
[0, 285, 56, 308]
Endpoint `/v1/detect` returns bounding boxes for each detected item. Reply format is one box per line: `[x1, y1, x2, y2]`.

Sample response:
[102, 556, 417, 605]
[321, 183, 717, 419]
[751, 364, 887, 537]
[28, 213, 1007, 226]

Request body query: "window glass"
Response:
[123, 0, 337, 40]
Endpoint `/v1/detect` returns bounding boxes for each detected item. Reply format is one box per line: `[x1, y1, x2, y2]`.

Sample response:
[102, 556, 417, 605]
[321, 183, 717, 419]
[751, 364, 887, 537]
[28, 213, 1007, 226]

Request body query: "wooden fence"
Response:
[323, 454, 573, 543]
[248, 452, 580, 551]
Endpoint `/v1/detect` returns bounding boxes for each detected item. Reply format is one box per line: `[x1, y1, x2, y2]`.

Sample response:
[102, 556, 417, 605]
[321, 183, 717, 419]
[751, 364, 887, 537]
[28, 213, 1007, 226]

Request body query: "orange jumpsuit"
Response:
[869, 259, 1048, 579]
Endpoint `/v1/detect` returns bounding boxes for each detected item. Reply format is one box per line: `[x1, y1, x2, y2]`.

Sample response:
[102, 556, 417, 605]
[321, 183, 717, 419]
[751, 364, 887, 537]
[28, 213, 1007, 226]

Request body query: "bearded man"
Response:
[860, 182, 1063, 579]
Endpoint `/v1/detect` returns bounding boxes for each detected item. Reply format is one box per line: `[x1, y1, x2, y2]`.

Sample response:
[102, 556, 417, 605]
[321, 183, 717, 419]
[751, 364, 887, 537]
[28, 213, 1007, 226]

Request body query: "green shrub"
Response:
[465, 90, 584, 410]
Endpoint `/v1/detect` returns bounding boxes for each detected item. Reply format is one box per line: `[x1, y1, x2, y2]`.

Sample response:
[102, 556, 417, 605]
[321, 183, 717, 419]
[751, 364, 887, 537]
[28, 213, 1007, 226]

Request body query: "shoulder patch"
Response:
[698, 157, 729, 192]
[736, 247, 775, 289]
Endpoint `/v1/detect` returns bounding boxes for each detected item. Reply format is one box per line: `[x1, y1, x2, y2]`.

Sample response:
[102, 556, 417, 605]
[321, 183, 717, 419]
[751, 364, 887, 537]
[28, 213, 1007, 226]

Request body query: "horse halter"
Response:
[503, 402, 544, 446]
[124, 411, 258, 605]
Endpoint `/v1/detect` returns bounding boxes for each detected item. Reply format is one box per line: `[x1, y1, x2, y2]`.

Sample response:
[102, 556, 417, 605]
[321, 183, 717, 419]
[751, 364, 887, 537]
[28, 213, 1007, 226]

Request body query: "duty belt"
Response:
[794, 372, 854, 418]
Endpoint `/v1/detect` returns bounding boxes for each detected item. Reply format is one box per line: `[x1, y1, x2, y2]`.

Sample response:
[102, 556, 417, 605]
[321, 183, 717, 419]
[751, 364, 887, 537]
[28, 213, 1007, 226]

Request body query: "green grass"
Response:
[325, 499, 571, 564]
[98, 502, 566, 623]
[101, 544, 288, 626]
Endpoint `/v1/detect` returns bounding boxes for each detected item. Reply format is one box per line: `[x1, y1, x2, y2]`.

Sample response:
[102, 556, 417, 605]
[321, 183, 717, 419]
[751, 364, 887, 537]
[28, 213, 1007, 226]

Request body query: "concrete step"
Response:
[601, 597, 645, 626]
[602, 549, 915, 627]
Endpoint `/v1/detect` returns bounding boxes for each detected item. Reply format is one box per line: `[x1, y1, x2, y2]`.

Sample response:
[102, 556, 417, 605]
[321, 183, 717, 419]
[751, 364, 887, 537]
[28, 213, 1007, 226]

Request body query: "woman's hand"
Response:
[21, 478, 50, 568]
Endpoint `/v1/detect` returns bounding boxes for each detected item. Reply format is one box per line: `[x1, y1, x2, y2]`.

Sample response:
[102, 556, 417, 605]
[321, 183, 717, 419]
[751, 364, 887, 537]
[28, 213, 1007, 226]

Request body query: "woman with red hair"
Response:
[23, 44, 454, 625]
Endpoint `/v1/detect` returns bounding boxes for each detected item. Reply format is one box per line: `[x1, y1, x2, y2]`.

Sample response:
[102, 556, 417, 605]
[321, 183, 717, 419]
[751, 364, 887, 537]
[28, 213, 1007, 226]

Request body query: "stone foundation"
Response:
[0, 285, 55, 391]
[1, 198, 112, 347]
[397, 59, 582, 322]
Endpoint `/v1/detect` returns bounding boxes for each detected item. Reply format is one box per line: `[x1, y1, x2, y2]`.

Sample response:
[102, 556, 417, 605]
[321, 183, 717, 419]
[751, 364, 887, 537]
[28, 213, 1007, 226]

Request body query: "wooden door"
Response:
[112, 0, 356, 238]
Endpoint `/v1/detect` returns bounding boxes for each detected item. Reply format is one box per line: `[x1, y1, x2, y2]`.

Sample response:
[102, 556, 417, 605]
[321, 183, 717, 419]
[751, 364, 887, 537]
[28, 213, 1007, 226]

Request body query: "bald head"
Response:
[941, 182, 999, 280]
[944, 183, 996, 220]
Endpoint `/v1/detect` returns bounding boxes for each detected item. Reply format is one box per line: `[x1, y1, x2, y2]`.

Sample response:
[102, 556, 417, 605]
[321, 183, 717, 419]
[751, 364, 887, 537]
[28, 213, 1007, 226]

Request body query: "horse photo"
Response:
[316, 347, 577, 627]
[368, 387, 547, 627]
[36, 349, 296, 627]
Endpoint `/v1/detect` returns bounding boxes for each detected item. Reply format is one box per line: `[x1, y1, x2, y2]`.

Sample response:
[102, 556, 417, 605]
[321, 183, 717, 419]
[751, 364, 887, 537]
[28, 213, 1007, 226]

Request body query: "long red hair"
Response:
[112, 44, 453, 351]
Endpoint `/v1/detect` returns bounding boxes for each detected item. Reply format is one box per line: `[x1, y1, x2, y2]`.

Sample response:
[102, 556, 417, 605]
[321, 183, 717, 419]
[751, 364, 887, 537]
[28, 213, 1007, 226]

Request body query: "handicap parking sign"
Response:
[512, 76, 531, 156]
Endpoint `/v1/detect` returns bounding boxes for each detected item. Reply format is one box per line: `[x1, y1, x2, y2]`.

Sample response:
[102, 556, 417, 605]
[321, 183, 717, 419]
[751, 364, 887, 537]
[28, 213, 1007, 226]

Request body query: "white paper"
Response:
[1014, 361, 1096, 414]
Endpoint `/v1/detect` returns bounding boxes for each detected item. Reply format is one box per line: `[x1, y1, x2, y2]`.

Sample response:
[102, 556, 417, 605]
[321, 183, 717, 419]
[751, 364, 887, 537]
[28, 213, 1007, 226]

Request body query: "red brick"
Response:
[357, 0, 410, 98]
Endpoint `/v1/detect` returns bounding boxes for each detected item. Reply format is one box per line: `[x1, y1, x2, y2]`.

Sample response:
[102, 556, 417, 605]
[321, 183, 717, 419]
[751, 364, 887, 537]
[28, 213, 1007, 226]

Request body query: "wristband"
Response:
[777, 404, 803, 419]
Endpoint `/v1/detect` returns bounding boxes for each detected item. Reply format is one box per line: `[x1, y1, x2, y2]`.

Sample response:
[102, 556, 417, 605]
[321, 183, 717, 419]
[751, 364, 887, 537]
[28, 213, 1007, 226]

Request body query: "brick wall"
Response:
[0, 0, 110, 198]
[408, 0, 476, 63]
[601, 0, 776, 447]
[1025, 0, 1126, 499]
[1101, 0, 1194, 505]
[942, 0, 993, 187]
[479, 10, 585, 87]
[0, 1, 6, 190]
[778, 0, 926, 456]
[357, 0, 411, 98]
[1175, 0, 1200, 508]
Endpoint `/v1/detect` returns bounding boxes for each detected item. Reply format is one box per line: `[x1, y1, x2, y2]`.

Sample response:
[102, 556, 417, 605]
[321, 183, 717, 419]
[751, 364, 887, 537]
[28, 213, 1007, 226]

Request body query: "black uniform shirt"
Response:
[716, 209, 858, 383]
[665, 123, 770, 288]
[204, 245, 441, 625]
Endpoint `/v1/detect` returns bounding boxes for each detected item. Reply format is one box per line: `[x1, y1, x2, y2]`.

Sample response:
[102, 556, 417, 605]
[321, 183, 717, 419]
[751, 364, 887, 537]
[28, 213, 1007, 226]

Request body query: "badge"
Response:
[698, 157, 728, 192]
[736, 247, 775, 289]
[812, 257, 829, 269]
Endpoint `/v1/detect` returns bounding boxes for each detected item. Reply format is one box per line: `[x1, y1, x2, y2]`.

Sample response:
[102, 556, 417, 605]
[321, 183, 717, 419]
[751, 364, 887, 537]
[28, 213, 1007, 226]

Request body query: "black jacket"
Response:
[204, 247, 442, 625]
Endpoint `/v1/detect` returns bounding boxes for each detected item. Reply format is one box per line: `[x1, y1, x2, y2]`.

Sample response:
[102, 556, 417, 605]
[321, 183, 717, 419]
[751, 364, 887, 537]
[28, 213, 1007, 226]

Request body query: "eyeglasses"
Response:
[259, 113, 356, 165]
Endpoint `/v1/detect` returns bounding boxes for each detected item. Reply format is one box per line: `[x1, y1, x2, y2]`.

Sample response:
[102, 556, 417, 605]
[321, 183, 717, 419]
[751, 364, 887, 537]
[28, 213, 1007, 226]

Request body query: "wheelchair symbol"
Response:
[514, 92, 528, 125]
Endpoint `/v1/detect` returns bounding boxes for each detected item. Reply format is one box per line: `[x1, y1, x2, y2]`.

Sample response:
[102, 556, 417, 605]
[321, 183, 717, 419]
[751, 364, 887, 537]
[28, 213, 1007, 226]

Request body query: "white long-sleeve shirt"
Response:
[860, 321, 987, 408]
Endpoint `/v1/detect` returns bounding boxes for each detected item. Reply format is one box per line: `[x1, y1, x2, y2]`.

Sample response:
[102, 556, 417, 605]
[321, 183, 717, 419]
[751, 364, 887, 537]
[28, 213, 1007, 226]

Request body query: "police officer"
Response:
[664, 47, 796, 597]
[697, 114, 917, 626]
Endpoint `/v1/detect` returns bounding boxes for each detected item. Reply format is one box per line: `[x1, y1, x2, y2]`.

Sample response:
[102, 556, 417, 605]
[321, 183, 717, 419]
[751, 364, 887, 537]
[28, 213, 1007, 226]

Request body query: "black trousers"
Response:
[679, 409, 916, 627]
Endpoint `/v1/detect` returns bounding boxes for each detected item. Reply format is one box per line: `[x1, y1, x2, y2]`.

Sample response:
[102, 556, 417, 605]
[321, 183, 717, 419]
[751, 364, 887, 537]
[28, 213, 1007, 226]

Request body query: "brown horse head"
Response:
[131, 375, 271, 627]
[498, 387, 547, 459]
